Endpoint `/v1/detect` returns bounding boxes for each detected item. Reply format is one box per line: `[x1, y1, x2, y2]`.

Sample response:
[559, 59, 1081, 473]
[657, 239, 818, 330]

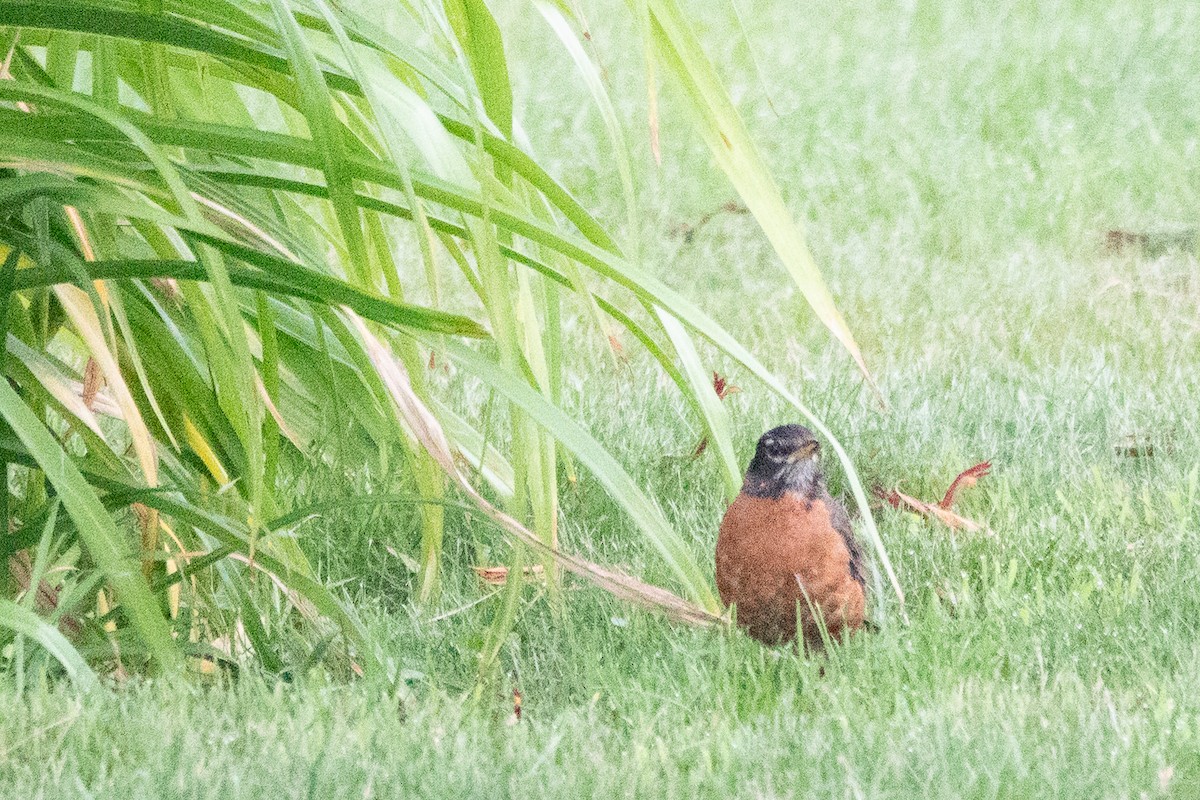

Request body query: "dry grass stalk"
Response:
[875, 461, 992, 533]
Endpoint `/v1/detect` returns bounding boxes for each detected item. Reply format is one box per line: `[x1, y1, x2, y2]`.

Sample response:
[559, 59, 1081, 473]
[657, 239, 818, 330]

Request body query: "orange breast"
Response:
[716, 493, 865, 647]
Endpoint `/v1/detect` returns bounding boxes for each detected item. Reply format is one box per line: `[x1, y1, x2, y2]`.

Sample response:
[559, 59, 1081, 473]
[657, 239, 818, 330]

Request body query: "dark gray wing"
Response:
[826, 493, 866, 588]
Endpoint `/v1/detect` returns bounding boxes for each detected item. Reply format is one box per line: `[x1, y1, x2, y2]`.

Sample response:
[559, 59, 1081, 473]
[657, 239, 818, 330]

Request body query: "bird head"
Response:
[743, 424, 824, 499]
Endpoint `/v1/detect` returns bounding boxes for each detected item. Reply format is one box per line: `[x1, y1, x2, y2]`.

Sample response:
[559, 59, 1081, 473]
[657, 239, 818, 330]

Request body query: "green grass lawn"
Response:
[5, 0, 1200, 797]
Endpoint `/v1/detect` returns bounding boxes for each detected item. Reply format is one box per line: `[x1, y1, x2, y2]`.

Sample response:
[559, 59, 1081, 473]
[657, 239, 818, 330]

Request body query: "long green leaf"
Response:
[0, 597, 100, 691]
[656, 310, 740, 498]
[432, 336, 720, 611]
[267, 0, 370, 285]
[645, 0, 879, 395]
[0, 379, 183, 672]
[443, 0, 514, 139]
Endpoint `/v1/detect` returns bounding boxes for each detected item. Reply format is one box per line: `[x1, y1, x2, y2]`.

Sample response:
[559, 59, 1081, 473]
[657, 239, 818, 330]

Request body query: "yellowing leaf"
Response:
[55, 285, 158, 486]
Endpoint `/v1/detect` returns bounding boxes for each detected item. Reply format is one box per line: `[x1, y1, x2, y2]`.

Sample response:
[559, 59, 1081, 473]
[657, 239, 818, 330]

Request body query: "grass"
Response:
[4, 0, 1200, 796]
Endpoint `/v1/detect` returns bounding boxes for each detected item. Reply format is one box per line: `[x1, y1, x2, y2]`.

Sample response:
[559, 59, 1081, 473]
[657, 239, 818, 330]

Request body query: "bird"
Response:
[715, 424, 867, 649]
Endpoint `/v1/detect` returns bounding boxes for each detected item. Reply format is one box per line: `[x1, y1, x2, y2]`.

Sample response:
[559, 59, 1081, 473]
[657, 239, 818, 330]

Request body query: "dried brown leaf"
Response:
[939, 461, 992, 509]
[508, 687, 523, 725]
[8, 549, 83, 637]
[892, 490, 985, 533]
[606, 332, 628, 362]
[711, 371, 740, 400]
[1105, 228, 1196, 256]
[875, 460, 992, 531]
[81, 357, 103, 410]
[691, 372, 740, 458]
[873, 486, 902, 509]
[150, 277, 182, 306]
[473, 564, 546, 586]
[1115, 431, 1174, 458]
[668, 201, 751, 244]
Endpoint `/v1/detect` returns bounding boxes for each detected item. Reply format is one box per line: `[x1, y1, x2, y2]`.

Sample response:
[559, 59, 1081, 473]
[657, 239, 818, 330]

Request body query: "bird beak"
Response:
[785, 441, 820, 463]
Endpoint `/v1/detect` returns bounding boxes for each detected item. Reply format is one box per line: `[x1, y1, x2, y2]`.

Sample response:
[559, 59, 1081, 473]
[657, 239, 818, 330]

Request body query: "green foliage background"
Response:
[0, 0, 897, 683]
[4, 0, 1200, 796]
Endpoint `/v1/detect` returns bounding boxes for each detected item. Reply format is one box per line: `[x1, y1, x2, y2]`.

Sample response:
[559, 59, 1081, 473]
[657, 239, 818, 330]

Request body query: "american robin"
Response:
[716, 425, 866, 649]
